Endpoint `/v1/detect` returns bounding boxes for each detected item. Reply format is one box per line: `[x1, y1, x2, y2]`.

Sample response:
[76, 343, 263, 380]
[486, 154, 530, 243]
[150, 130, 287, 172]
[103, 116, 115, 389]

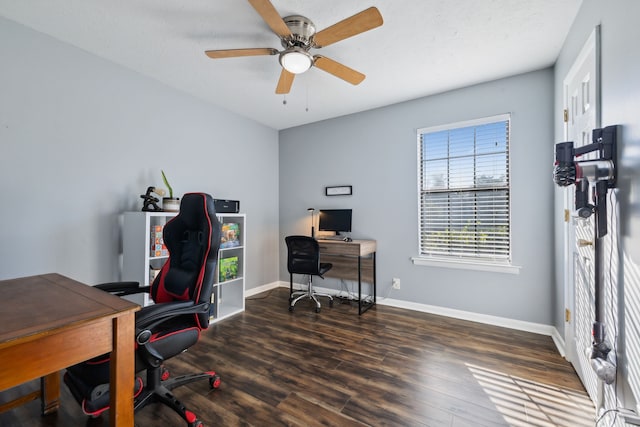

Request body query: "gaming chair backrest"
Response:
[151, 192, 221, 329]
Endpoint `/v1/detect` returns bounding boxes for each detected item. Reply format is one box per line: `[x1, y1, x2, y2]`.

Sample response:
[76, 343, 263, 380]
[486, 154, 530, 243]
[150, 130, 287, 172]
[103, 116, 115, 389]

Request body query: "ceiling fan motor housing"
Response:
[278, 15, 316, 74]
[281, 15, 315, 49]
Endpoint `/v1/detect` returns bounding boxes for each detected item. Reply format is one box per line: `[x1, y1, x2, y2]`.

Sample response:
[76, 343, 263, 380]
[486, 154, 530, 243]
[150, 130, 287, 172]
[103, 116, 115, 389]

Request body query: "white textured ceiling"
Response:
[0, 0, 582, 130]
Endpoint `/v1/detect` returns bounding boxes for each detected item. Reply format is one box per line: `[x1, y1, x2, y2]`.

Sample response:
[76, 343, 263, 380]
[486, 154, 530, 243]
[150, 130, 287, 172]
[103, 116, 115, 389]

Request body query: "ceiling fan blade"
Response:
[314, 56, 365, 85]
[276, 69, 295, 94]
[205, 48, 278, 59]
[313, 7, 383, 48]
[247, 0, 292, 38]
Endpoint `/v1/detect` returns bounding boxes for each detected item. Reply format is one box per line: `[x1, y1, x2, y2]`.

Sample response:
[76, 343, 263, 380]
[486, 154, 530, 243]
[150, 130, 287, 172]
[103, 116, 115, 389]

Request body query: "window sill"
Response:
[411, 257, 521, 274]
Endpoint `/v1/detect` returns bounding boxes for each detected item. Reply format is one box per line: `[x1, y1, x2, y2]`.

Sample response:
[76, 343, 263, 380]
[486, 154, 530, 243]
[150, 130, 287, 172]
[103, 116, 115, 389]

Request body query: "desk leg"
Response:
[373, 252, 377, 305]
[109, 311, 136, 426]
[357, 256, 362, 315]
[40, 372, 60, 415]
[358, 252, 376, 315]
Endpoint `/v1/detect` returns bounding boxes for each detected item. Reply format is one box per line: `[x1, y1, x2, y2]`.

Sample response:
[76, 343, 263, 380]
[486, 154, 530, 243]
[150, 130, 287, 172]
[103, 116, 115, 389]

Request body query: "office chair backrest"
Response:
[151, 192, 222, 328]
[285, 235, 322, 276]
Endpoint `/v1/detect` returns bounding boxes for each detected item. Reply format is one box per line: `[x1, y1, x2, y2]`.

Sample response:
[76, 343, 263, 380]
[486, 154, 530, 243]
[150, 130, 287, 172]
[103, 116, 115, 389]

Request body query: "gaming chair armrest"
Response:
[95, 281, 149, 297]
[136, 300, 210, 330]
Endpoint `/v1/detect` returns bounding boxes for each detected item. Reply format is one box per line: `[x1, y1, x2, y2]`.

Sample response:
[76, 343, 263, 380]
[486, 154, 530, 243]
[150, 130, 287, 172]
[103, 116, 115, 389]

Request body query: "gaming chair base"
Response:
[136, 366, 221, 427]
[64, 365, 220, 427]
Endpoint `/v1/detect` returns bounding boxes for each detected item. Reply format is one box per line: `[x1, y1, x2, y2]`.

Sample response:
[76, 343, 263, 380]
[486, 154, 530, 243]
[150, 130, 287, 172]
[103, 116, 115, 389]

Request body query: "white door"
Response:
[562, 27, 600, 402]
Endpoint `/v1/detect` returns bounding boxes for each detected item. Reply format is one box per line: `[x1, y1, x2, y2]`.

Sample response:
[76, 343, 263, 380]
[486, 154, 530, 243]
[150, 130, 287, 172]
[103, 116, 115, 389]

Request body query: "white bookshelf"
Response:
[215, 213, 246, 321]
[122, 211, 245, 323]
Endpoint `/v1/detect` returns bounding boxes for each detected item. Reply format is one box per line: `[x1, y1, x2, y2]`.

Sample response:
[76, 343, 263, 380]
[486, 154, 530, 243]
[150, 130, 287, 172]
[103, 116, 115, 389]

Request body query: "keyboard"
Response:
[318, 236, 345, 241]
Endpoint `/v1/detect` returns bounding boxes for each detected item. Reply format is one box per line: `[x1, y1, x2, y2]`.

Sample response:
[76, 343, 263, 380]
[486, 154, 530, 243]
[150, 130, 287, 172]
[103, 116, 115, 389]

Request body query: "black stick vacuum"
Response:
[553, 125, 617, 384]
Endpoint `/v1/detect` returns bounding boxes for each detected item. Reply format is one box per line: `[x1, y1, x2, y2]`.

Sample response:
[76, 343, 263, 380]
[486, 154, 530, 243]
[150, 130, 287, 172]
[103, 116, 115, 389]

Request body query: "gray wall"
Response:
[0, 17, 280, 291]
[280, 69, 555, 325]
[553, 0, 640, 415]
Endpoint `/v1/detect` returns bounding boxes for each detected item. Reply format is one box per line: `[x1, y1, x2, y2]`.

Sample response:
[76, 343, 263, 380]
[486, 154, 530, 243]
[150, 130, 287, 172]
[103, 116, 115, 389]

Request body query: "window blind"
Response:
[418, 116, 511, 262]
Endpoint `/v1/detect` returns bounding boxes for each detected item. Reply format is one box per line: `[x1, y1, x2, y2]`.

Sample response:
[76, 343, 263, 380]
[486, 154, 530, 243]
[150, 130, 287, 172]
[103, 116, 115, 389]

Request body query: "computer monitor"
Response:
[318, 209, 352, 234]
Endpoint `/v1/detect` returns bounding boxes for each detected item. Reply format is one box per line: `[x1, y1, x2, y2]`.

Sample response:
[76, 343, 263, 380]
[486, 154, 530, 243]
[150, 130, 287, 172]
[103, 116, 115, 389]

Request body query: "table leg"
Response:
[40, 372, 60, 415]
[109, 311, 136, 426]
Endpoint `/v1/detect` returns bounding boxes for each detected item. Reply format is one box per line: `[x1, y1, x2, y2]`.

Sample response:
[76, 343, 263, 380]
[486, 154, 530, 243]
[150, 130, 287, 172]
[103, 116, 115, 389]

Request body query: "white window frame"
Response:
[412, 114, 520, 274]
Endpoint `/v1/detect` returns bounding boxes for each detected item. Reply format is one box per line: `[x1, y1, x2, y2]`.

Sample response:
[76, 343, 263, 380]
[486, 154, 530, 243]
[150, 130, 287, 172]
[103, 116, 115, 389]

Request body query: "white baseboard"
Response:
[379, 296, 554, 335]
[245, 281, 282, 297]
[550, 326, 566, 358]
[246, 281, 565, 356]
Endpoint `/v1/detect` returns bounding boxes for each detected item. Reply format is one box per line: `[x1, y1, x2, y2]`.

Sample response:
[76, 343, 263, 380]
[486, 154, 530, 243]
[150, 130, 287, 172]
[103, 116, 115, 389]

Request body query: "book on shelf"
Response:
[149, 267, 161, 283]
[220, 223, 240, 248]
[208, 292, 216, 321]
[219, 256, 239, 282]
[150, 225, 168, 257]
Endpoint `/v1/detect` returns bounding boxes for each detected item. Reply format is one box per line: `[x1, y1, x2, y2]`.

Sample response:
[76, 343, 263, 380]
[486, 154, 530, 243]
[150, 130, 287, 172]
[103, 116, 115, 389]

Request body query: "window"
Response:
[416, 114, 511, 266]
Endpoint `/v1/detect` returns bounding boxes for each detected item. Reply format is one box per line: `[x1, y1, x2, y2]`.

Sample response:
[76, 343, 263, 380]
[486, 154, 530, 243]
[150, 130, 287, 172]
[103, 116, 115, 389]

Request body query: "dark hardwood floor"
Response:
[1, 287, 594, 426]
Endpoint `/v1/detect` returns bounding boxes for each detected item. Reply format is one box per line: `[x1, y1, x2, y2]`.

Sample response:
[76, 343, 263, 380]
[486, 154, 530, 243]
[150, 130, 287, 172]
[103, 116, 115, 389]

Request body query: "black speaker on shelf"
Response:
[214, 199, 240, 213]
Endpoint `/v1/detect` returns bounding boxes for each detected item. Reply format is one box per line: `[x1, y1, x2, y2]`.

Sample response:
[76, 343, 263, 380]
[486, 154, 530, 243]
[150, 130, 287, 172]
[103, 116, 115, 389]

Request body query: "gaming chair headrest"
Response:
[179, 193, 212, 229]
[153, 193, 221, 312]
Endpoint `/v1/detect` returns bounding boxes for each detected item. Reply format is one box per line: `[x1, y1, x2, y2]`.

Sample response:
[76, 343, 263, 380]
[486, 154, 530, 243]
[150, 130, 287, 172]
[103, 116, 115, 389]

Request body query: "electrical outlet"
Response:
[392, 278, 400, 289]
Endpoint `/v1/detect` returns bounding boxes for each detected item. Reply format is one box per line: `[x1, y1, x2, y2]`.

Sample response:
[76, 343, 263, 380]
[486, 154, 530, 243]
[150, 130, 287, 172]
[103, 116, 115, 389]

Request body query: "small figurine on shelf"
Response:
[140, 186, 166, 212]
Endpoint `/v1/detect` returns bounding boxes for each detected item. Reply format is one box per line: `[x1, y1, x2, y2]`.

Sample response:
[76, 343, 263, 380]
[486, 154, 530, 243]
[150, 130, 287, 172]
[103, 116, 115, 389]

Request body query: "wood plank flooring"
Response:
[0, 287, 594, 426]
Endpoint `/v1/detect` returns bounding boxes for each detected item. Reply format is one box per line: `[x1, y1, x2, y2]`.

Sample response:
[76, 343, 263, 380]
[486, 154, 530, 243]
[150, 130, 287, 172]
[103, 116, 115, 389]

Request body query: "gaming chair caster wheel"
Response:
[188, 421, 203, 427]
[209, 374, 221, 389]
[289, 305, 294, 312]
[315, 307, 321, 313]
[161, 366, 170, 381]
[329, 299, 334, 308]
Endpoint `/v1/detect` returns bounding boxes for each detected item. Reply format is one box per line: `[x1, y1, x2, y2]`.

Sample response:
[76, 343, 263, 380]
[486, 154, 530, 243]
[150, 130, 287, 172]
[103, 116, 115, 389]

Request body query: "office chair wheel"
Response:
[209, 374, 221, 389]
[188, 421, 204, 427]
[329, 299, 334, 308]
[161, 366, 170, 381]
[315, 307, 321, 313]
[289, 305, 294, 312]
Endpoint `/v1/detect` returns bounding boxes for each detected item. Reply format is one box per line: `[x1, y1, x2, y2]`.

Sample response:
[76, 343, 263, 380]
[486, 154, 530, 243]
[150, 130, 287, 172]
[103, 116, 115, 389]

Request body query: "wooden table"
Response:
[317, 239, 377, 314]
[0, 273, 140, 425]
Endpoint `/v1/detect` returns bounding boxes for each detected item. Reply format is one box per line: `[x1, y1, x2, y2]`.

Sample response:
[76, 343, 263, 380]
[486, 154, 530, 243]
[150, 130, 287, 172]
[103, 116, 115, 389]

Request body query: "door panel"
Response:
[563, 27, 600, 401]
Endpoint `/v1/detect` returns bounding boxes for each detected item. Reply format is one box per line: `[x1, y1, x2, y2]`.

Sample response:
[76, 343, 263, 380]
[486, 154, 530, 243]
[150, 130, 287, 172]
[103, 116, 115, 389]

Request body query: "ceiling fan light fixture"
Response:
[279, 48, 313, 74]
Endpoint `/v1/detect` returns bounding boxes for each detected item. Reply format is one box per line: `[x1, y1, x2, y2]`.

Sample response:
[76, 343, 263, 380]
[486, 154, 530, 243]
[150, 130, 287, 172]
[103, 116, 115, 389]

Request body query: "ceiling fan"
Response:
[204, 0, 383, 94]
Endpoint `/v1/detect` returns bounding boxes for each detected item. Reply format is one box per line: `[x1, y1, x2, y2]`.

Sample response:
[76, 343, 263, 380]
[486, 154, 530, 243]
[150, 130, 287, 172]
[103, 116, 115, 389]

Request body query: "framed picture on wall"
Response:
[325, 185, 352, 196]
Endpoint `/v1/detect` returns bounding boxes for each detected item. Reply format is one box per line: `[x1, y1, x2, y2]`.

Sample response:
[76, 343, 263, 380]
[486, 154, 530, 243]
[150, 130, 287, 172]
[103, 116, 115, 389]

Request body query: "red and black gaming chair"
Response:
[64, 192, 222, 427]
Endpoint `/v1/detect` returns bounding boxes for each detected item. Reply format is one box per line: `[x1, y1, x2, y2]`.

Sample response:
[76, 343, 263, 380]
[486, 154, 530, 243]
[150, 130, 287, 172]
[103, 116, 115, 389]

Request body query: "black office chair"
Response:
[285, 235, 334, 313]
[64, 192, 222, 427]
